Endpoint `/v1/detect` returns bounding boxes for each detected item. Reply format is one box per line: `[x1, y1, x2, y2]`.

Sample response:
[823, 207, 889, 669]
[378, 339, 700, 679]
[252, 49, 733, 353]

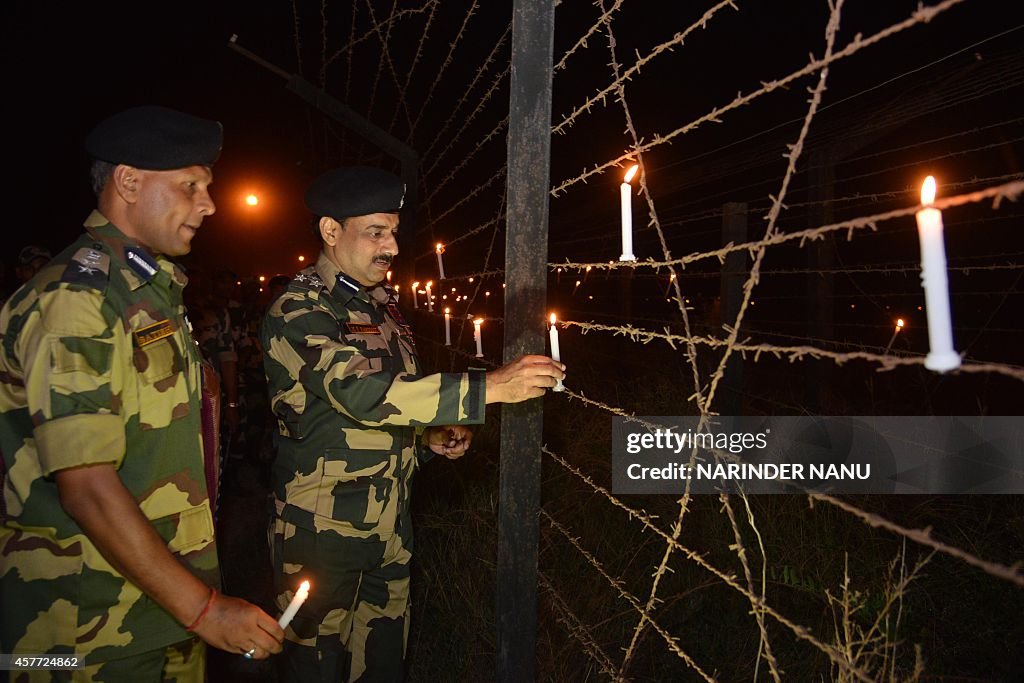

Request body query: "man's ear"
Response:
[319, 217, 339, 246]
[111, 165, 141, 204]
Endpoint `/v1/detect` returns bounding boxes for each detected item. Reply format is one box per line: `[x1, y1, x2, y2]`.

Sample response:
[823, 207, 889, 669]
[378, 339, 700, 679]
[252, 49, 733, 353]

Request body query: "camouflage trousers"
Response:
[272, 515, 412, 683]
[9, 639, 204, 683]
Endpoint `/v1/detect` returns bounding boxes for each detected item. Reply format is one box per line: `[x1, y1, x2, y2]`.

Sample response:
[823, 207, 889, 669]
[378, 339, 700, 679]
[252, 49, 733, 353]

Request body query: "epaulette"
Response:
[60, 245, 110, 290]
[124, 246, 159, 281]
[292, 270, 326, 298]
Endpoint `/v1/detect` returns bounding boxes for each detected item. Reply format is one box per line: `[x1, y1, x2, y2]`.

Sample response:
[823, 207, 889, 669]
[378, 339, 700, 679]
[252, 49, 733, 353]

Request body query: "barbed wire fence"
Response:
[289, 0, 1024, 679]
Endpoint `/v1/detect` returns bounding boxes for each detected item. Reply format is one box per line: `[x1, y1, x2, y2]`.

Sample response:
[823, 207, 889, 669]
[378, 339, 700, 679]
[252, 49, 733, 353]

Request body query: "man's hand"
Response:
[425, 425, 473, 459]
[56, 463, 283, 658]
[191, 592, 284, 659]
[485, 355, 565, 404]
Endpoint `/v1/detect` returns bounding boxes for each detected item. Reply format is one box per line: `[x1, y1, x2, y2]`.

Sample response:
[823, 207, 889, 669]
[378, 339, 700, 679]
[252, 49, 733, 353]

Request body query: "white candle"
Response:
[444, 308, 452, 346]
[473, 318, 483, 357]
[915, 176, 960, 372]
[412, 282, 420, 309]
[386, 270, 392, 283]
[426, 281, 434, 312]
[278, 580, 310, 630]
[435, 243, 446, 280]
[619, 164, 639, 262]
[549, 313, 564, 392]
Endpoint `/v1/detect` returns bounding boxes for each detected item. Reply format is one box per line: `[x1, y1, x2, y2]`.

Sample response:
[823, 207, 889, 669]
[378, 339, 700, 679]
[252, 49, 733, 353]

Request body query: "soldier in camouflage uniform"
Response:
[262, 166, 565, 682]
[0, 106, 283, 682]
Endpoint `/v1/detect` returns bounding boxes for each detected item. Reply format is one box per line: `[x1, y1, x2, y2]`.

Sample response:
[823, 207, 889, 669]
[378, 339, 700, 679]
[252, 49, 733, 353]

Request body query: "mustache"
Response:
[374, 254, 394, 265]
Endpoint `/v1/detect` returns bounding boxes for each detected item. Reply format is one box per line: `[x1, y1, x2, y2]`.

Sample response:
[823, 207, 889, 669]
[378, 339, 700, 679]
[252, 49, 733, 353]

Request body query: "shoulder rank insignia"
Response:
[346, 323, 382, 335]
[61, 247, 110, 289]
[134, 319, 175, 347]
[125, 246, 159, 281]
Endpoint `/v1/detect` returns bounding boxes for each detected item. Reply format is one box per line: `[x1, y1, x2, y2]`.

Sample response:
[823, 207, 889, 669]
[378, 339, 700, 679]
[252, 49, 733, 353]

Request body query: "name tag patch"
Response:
[346, 323, 382, 335]
[134, 319, 175, 347]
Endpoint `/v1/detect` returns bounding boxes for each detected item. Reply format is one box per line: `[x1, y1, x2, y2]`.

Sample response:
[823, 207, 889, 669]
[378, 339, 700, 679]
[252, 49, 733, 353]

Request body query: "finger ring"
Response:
[243, 647, 256, 659]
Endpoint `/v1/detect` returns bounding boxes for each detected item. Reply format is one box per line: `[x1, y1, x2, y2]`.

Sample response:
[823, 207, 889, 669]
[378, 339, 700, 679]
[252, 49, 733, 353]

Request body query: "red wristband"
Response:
[186, 588, 217, 632]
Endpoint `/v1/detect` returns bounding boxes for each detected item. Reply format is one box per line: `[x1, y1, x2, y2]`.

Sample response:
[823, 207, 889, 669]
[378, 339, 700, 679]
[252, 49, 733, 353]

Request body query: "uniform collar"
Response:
[314, 251, 391, 307]
[83, 210, 188, 292]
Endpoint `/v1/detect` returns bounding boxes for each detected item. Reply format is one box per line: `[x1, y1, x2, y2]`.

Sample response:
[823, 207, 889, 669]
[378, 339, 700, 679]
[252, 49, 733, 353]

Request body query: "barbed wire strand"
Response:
[550, 0, 969, 196]
[538, 571, 620, 679]
[552, 180, 1024, 272]
[410, 0, 480, 137]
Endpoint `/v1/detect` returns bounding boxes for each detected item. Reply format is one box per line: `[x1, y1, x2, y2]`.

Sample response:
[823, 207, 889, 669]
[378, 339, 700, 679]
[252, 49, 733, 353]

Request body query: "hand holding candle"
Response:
[278, 580, 310, 630]
[619, 164, 639, 262]
[548, 313, 564, 392]
[915, 176, 960, 372]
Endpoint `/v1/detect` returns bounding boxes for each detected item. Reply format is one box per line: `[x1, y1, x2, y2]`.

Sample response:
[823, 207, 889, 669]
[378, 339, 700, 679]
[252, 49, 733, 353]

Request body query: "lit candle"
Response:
[573, 279, 581, 296]
[619, 164, 639, 262]
[426, 281, 434, 312]
[386, 270, 392, 283]
[435, 243, 446, 280]
[884, 318, 905, 353]
[278, 580, 310, 630]
[444, 308, 452, 346]
[915, 176, 960, 372]
[473, 318, 483, 357]
[548, 313, 564, 392]
[664, 273, 676, 297]
[412, 282, 420, 309]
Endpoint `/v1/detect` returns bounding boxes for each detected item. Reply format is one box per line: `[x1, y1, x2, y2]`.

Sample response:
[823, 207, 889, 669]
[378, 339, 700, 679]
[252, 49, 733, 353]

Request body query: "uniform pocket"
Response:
[314, 448, 398, 539]
[149, 501, 215, 556]
[133, 337, 181, 385]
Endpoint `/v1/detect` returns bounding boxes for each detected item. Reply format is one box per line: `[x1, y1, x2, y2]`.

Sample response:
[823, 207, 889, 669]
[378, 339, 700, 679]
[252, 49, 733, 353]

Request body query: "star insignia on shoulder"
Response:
[78, 265, 98, 275]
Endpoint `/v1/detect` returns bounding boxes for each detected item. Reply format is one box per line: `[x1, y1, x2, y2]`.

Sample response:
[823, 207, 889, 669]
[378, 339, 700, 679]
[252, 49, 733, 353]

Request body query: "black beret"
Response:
[84, 106, 223, 170]
[305, 167, 405, 219]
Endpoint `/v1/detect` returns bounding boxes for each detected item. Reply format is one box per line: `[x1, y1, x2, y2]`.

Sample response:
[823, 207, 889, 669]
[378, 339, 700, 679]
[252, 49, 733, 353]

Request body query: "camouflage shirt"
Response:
[261, 253, 485, 542]
[0, 212, 218, 662]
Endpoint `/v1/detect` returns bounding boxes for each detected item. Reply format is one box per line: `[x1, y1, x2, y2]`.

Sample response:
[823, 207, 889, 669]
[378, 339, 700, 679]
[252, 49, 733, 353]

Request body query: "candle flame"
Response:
[896, 318, 905, 329]
[624, 164, 639, 183]
[445, 307, 450, 314]
[474, 318, 483, 326]
[412, 281, 420, 288]
[549, 313, 556, 325]
[436, 243, 444, 254]
[921, 176, 937, 206]
[299, 580, 310, 595]
[426, 280, 433, 288]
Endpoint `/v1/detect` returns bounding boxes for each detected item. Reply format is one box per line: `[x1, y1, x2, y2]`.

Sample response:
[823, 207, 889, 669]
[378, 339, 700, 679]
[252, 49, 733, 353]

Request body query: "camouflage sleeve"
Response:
[14, 287, 125, 475]
[264, 295, 485, 428]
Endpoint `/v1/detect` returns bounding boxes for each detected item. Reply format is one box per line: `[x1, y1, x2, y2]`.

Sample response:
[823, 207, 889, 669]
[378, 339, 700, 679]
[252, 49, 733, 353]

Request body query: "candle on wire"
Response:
[884, 318, 905, 353]
[548, 313, 564, 392]
[435, 243, 446, 280]
[664, 273, 676, 297]
[444, 308, 452, 346]
[473, 318, 484, 357]
[619, 164, 639, 262]
[278, 580, 310, 630]
[411, 282, 420, 309]
[914, 176, 960, 372]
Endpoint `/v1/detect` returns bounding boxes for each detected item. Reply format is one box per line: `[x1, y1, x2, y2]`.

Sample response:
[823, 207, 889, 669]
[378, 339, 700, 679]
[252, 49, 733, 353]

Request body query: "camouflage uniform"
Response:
[0, 212, 217, 677]
[262, 253, 485, 682]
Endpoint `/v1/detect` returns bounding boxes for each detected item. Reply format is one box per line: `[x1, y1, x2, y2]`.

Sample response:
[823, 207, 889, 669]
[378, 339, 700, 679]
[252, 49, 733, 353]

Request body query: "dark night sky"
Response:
[4, 1, 1023, 287]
